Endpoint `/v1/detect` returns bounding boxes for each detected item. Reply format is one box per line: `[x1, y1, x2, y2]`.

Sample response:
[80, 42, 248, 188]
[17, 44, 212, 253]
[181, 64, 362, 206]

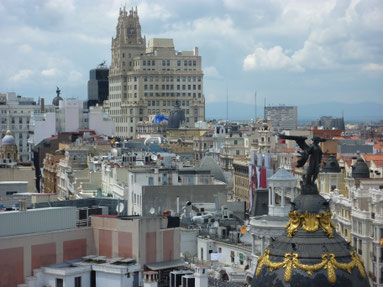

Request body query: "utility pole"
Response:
[254, 91, 257, 122]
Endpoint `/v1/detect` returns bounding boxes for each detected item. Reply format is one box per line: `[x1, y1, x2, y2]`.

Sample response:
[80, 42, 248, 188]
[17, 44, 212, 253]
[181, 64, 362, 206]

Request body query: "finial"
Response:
[6, 130, 12, 136]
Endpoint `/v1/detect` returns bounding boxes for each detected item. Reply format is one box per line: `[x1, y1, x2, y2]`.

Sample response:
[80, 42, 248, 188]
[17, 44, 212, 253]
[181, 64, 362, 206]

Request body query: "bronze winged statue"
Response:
[279, 134, 326, 186]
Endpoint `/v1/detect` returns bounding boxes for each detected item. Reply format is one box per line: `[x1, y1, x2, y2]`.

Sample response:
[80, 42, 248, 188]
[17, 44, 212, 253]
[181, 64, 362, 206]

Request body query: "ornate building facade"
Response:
[108, 7, 205, 139]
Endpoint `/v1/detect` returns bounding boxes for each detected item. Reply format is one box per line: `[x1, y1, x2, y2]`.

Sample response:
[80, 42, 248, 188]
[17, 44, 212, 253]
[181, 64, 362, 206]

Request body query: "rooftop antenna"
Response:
[264, 97, 266, 119]
[226, 86, 229, 122]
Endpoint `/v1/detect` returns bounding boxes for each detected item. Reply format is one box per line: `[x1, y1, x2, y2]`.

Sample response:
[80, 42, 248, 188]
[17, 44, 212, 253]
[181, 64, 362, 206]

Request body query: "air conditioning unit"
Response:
[182, 274, 195, 287]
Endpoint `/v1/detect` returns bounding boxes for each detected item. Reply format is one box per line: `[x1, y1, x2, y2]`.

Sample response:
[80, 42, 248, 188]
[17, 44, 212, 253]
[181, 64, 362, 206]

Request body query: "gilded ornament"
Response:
[285, 211, 335, 238]
[256, 249, 366, 284]
[319, 211, 336, 238]
[302, 212, 320, 232]
[285, 211, 301, 237]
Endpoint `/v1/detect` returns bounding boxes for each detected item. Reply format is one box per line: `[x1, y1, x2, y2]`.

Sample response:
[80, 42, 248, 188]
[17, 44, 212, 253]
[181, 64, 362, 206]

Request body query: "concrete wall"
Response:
[91, 215, 180, 266]
[0, 167, 36, 193]
[89, 106, 115, 137]
[0, 227, 95, 287]
[33, 112, 56, 146]
[0, 207, 76, 237]
[141, 184, 227, 216]
[0, 181, 27, 198]
[180, 228, 199, 257]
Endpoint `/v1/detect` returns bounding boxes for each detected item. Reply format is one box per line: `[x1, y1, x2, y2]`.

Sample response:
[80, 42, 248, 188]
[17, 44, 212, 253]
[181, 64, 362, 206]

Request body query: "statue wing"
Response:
[279, 134, 309, 150]
[279, 134, 309, 167]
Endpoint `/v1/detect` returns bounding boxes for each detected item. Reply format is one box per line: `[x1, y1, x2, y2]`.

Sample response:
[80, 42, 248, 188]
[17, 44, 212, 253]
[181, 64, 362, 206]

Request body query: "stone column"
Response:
[271, 186, 275, 206]
[281, 188, 285, 207]
[260, 236, 265, 254]
[252, 234, 255, 255]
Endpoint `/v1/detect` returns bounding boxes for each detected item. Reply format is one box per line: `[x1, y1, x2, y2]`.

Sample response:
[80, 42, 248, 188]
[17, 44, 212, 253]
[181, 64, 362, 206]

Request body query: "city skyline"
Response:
[0, 0, 382, 111]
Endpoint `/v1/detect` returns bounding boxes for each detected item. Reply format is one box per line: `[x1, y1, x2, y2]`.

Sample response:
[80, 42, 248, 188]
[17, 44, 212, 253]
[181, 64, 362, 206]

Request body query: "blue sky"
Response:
[0, 0, 382, 107]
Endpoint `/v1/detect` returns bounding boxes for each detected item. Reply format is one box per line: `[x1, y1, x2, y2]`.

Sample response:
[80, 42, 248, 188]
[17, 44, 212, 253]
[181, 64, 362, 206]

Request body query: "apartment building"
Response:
[108, 7, 205, 139]
[264, 105, 297, 131]
[0, 92, 42, 162]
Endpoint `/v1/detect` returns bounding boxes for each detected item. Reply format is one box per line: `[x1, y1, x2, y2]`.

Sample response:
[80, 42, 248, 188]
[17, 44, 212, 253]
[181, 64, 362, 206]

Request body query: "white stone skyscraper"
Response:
[108, 7, 205, 139]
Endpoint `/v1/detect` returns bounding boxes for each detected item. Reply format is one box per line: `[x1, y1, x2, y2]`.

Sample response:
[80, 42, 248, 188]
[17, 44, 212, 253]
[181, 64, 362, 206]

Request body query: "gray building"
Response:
[264, 105, 297, 131]
[317, 116, 345, 130]
[87, 64, 109, 108]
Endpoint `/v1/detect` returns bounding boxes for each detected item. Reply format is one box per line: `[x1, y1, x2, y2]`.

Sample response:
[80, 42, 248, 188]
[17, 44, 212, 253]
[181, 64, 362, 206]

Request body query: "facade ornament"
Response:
[256, 249, 366, 284]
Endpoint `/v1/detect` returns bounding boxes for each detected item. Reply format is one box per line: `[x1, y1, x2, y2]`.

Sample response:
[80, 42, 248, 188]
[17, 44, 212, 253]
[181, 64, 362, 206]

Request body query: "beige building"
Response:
[233, 159, 251, 207]
[108, 7, 205, 139]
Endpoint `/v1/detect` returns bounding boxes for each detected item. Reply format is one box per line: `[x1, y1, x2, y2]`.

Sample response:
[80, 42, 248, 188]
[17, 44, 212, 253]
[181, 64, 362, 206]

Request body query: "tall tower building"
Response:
[87, 63, 109, 108]
[108, 7, 205, 139]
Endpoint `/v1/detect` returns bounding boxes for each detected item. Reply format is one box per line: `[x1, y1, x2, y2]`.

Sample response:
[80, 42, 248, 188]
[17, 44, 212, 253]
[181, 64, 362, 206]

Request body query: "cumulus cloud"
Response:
[243, 46, 304, 72]
[41, 68, 58, 77]
[362, 63, 383, 71]
[9, 69, 33, 82]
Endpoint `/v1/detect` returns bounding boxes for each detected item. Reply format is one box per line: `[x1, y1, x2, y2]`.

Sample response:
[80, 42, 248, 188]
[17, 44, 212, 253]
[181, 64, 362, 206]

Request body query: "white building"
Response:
[57, 98, 86, 133]
[89, 105, 115, 137]
[19, 256, 142, 287]
[30, 99, 114, 148]
[0, 92, 42, 162]
[30, 112, 57, 146]
[108, 7, 205, 139]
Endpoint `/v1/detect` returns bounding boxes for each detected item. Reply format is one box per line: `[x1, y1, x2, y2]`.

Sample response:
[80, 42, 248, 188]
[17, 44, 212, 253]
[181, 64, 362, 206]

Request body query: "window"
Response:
[56, 278, 64, 287]
[75, 276, 82, 287]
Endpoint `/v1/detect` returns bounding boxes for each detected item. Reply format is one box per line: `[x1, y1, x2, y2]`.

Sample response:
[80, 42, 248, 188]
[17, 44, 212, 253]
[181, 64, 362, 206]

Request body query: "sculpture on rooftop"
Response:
[279, 134, 326, 188]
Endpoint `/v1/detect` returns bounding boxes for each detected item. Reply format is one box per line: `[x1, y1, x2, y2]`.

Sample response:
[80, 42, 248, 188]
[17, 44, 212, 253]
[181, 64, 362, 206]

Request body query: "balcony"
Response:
[352, 209, 371, 220]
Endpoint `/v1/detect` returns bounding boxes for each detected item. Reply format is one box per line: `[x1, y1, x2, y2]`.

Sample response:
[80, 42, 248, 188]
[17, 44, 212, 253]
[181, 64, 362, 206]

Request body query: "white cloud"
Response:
[138, 2, 172, 21]
[75, 34, 110, 45]
[362, 63, 383, 71]
[9, 69, 33, 82]
[204, 66, 222, 78]
[41, 68, 58, 77]
[243, 46, 304, 72]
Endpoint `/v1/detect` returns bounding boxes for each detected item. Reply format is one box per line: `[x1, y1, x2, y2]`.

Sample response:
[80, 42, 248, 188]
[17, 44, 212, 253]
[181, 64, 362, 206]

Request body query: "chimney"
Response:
[194, 265, 208, 287]
[144, 271, 158, 287]
[41, 98, 45, 113]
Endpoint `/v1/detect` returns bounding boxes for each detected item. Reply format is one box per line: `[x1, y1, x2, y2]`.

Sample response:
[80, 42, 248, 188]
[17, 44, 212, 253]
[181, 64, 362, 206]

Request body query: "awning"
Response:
[145, 258, 185, 271]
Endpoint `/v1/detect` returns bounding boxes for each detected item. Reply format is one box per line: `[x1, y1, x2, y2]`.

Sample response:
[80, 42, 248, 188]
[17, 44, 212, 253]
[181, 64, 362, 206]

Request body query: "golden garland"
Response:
[256, 249, 366, 284]
[285, 211, 336, 238]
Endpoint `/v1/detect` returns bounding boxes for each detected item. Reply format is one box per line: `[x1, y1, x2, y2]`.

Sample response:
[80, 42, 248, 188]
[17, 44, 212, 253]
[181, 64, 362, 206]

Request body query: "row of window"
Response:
[144, 92, 202, 98]
[144, 84, 202, 91]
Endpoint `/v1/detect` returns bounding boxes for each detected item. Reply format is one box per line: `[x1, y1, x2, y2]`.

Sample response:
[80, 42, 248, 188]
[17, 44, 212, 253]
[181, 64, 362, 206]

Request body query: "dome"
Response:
[352, 157, 370, 179]
[52, 95, 63, 106]
[144, 136, 168, 146]
[251, 193, 370, 287]
[322, 155, 341, 173]
[1, 130, 16, 146]
[52, 87, 63, 106]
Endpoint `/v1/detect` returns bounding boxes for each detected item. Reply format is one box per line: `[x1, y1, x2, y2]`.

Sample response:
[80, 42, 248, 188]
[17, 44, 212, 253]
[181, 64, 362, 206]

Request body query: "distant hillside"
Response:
[205, 101, 383, 122]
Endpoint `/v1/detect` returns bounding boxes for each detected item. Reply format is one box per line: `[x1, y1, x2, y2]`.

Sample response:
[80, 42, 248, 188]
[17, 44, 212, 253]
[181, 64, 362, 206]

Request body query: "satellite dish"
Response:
[213, 221, 219, 228]
[149, 207, 156, 215]
[151, 155, 158, 161]
[116, 202, 125, 214]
